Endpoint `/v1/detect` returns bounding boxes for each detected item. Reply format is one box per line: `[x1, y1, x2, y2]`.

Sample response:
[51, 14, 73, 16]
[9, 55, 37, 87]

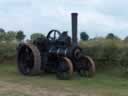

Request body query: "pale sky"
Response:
[0, 0, 128, 39]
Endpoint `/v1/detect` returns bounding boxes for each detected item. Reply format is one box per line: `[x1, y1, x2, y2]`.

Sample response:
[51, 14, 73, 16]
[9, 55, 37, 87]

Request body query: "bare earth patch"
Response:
[0, 80, 109, 96]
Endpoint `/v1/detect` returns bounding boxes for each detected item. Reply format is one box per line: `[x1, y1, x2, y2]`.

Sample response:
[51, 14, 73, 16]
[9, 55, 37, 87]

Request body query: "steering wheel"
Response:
[47, 29, 61, 41]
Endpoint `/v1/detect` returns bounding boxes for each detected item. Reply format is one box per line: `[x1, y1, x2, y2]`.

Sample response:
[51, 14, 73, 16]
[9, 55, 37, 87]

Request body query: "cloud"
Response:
[0, 0, 128, 39]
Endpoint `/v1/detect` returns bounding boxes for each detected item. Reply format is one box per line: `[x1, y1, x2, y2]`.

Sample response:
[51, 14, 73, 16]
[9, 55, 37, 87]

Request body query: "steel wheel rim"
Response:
[17, 43, 42, 75]
[78, 56, 96, 77]
[56, 57, 73, 80]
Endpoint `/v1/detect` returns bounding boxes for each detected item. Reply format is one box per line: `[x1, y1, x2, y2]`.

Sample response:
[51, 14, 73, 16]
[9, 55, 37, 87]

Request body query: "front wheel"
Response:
[56, 57, 73, 80]
[78, 56, 96, 77]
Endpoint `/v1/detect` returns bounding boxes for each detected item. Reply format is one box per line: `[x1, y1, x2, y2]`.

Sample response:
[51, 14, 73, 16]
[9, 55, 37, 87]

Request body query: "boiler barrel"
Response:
[48, 47, 81, 59]
[48, 48, 69, 57]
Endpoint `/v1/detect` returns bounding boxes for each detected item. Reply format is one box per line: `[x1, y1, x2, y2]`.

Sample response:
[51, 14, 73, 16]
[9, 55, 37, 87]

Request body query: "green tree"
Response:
[80, 32, 89, 41]
[0, 32, 6, 41]
[5, 31, 17, 42]
[124, 36, 128, 42]
[0, 28, 5, 33]
[106, 33, 119, 40]
[31, 33, 45, 41]
[16, 30, 25, 41]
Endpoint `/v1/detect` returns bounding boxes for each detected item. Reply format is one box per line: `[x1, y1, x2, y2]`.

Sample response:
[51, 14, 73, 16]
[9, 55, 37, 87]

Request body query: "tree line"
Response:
[0, 28, 25, 42]
[80, 32, 128, 41]
[0, 28, 45, 42]
[1, 27, 128, 43]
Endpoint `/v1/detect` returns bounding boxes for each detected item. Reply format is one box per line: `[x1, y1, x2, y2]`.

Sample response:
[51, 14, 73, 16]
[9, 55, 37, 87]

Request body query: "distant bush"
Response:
[0, 42, 17, 63]
[80, 39, 128, 72]
[31, 33, 45, 41]
[106, 33, 120, 40]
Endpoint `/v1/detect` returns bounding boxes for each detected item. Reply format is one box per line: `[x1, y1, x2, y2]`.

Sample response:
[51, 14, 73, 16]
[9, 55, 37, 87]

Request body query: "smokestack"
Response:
[71, 13, 78, 46]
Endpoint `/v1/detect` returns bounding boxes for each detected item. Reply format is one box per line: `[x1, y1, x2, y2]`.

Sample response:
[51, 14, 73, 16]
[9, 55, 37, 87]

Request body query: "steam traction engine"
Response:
[17, 13, 96, 80]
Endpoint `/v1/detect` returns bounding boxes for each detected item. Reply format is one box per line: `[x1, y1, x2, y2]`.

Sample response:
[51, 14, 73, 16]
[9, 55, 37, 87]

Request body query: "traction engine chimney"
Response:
[71, 13, 78, 46]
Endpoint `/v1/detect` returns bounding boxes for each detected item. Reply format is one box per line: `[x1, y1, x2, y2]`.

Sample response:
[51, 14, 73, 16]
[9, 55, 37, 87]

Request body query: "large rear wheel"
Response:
[17, 43, 42, 76]
[56, 57, 73, 80]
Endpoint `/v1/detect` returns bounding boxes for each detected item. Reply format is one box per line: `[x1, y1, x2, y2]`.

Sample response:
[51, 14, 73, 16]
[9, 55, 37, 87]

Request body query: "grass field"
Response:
[0, 64, 128, 96]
